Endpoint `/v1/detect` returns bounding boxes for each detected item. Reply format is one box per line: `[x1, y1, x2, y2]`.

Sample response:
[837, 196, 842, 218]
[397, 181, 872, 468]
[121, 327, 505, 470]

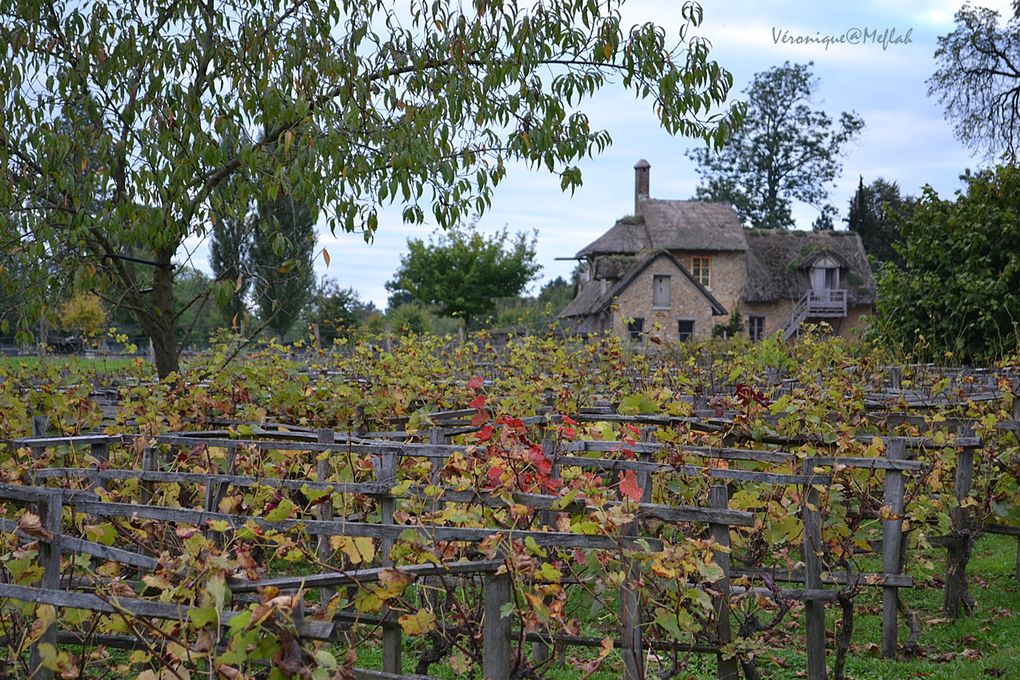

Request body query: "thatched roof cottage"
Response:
[559, 160, 876, 342]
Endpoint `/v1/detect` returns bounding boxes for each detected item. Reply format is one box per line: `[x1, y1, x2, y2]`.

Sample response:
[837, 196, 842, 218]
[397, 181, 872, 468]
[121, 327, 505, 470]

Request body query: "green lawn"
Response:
[0, 354, 148, 374]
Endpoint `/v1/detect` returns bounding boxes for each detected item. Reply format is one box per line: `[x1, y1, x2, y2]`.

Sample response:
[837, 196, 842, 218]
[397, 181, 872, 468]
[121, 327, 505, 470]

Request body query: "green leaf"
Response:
[189, 605, 219, 628]
[265, 498, 297, 522]
[696, 560, 725, 583]
[654, 606, 701, 638]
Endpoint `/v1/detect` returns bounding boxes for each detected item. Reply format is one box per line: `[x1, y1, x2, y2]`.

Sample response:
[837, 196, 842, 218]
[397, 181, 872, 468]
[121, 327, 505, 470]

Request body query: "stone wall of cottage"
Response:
[740, 300, 794, 340]
[739, 300, 872, 341]
[670, 250, 746, 313]
[840, 305, 872, 338]
[609, 260, 722, 342]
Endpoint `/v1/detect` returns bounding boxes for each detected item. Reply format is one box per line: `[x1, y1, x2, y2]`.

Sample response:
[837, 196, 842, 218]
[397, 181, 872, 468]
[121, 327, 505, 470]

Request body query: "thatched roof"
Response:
[742, 230, 876, 304]
[576, 200, 746, 258]
[560, 250, 727, 319]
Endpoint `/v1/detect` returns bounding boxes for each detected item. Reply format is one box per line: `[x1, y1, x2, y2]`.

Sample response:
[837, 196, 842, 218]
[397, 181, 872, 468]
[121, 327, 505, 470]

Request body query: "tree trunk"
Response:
[149, 320, 179, 379]
[137, 249, 180, 379]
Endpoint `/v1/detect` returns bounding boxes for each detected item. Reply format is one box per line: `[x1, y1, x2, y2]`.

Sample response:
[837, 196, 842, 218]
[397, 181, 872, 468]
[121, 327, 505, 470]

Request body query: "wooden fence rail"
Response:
[2, 402, 1011, 680]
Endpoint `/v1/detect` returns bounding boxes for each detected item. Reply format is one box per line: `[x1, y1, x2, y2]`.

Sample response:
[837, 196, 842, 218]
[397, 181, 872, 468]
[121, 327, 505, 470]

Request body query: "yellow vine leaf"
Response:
[330, 536, 375, 565]
[398, 608, 436, 636]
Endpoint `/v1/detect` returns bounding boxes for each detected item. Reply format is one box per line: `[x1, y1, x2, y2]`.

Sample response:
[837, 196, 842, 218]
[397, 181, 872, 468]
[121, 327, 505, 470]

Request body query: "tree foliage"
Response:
[688, 62, 864, 229]
[209, 138, 254, 332]
[0, 0, 742, 377]
[846, 177, 911, 267]
[304, 279, 377, 344]
[57, 292, 107, 340]
[875, 166, 1020, 362]
[250, 192, 317, 340]
[173, 267, 221, 348]
[930, 3, 1020, 161]
[387, 224, 541, 327]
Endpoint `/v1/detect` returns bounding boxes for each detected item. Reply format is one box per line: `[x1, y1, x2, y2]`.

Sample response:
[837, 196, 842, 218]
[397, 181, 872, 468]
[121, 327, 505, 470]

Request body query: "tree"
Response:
[58, 293, 107, 342]
[1, 0, 742, 378]
[209, 138, 254, 332]
[810, 205, 837, 231]
[0, 252, 50, 344]
[174, 268, 223, 348]
[250, 191, 317, 340]
[304, 280, 377, 344]
[846, 177, 911, 266]
[537, 275, 576, 311]
[930, 4, 1020, 161]
[386, 225, 541, 328]
[688, 62, 864, 229]
[874, 166, 1020, 362]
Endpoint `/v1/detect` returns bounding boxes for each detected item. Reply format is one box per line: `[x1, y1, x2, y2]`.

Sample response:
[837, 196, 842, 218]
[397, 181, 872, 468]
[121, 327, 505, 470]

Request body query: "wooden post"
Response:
[315, 428, 336, 606]
[888, 366, 902, 391]
[29, 416, 49, 483]
[709, 485, 739, 680]
[944, 429, 975, 618]
[88, 440, 109, 493]
[621, 452, 649, 680]
[376, 449, 401, 674]
[533, 435, 557, 665]
[203, 447, 236, 546]
[1012, 399, 1020, 584]
[881, 438, 907, 658]
[483, 570, 513, 680]
[29, 490, 62, 680]
[428, 427, 446, 484]
[801, 459, 827, 680]
[140, 447, 156, 505]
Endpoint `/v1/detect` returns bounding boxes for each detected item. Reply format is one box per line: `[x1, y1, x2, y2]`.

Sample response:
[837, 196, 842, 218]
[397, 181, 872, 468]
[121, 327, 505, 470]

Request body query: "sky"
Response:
[182, 0, 1016, 309]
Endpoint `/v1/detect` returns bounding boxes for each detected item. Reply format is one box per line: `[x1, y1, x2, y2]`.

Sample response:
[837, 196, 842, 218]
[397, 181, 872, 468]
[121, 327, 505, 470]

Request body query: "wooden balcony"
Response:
[805, 289, 848, 317]
[783, 289, 848, 340]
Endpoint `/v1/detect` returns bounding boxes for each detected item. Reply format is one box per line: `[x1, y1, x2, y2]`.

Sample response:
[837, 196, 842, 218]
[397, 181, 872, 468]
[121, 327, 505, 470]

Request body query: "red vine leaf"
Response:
[618, 470, 643, 502]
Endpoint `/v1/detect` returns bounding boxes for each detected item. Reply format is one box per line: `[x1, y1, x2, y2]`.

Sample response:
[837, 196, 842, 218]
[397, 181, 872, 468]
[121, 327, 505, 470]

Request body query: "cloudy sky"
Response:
[182, 0, 1014, 309]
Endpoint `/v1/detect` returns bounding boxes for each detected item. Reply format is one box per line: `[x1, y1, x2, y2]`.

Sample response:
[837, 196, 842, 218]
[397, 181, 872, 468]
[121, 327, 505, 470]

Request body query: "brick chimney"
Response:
[634, 159, 650, 215]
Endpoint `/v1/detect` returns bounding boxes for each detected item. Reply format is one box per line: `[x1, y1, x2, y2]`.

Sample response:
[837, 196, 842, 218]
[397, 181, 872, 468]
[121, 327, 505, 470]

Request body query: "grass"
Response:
[349, 535, 1020, 679]
[0, 354, 148, 374]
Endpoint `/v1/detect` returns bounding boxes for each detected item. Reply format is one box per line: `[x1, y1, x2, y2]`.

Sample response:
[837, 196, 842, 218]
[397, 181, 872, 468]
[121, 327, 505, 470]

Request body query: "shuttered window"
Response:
[652, 275, 671, 308]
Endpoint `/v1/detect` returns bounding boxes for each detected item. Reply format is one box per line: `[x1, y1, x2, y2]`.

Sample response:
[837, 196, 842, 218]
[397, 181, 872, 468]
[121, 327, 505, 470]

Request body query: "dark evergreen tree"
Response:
[811, 205, 837, 231]
[846, 177, 910, 266]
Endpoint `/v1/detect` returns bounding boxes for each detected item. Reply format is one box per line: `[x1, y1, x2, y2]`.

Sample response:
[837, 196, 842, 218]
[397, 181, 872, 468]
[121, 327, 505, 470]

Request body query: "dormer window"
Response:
[809, 254, 841, 291]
